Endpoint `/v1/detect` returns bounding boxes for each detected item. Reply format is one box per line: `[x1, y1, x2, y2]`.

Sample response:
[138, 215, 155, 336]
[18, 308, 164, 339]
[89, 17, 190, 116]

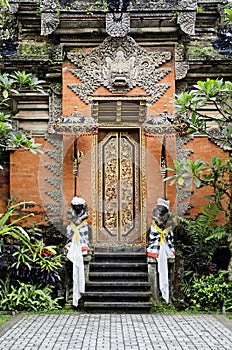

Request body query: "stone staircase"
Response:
[84, 252, 153, 313]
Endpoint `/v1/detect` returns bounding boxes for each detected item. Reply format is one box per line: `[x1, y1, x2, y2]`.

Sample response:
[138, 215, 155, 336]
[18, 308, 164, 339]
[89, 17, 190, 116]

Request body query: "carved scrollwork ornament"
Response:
[40, 0, 60, 36]
[177, 0, 197, 35]
[106, 13, 131, 37]
[175, 61, 189, 80]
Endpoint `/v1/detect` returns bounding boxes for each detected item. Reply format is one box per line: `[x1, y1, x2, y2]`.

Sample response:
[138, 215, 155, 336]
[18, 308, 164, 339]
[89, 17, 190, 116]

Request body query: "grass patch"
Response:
[0, 314, 12, 328]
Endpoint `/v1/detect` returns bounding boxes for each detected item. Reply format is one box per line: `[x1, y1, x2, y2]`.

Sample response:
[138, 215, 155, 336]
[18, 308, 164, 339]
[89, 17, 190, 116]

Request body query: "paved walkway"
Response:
[0, 313, 232, 350]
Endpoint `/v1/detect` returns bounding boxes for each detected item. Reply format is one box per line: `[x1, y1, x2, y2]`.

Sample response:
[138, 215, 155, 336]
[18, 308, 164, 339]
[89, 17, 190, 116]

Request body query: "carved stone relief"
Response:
[48, 85, 62, 133]
[106, 13, 130, 37]
[40, 0, 60, 36]
[43, 88, 63, 223]
[39, 0, 197, 37]
[175, 43, 189, 80]
[67, 36, 171, 105]
[176, 135, 194, 216]
[177, 0, 197, 36]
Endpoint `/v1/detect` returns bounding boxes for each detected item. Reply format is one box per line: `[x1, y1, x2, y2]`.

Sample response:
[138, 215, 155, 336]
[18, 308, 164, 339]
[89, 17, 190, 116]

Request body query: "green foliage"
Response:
[0, 278, 62, 312]
[179, 202, 228, 278]
[186, 271, 232, 312]
[0, 73, 18, 101]
[187, 45, 222, 60]
[10, 238, 63, 285]
[151, 300, 177, 314]
[174, 78, 232, 150]
[0, 202, 64, 286]
[0, 71, 44, 159]
[165, 156, 232, 218]
[8, 70, 45, 93]
[19, 43, 48, 59]
[0, 201, 34, 247]
[0, 314, 11, 327]
[224, 8, 232, 23]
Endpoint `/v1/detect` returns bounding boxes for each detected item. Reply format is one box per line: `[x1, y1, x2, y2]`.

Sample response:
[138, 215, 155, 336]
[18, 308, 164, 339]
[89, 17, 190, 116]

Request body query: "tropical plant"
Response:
[178, 202, 229, 278]
[165, 78, 232, 278]
[9, 238, 63, 286]
[224, 8, 232, 23]
[0, 71, 44, 165]
[0, 201, 34, 246]
[0, 278, 62, 311]
[166, 156, 231, 218]
[186, 271, 232, 312]
[10, 70, 46, 92]
[173, 78, 232, 150]
[0, 201, 63, 285]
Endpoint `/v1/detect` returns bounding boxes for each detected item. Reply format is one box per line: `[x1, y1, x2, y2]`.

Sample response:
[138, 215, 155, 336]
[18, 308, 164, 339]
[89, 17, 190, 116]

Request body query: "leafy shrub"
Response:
[9, 238, 63, 286]
[186, 271, 232, 312]
[0, 279, 62, 312]
[0, 202, 64, 287]
[177, 202, 229, 278]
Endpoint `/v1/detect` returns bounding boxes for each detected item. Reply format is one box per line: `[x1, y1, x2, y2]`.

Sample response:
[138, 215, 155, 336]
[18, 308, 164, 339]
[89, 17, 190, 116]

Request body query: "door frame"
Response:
[91, 125, 147, 249]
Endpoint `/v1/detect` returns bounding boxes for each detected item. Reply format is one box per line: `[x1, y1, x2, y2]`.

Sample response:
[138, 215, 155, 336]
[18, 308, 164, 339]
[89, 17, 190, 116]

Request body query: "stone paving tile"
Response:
[0, 314, 232, 350]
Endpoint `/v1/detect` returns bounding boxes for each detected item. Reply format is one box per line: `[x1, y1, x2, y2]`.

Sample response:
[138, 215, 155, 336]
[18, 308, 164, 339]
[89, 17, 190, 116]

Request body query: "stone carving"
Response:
[175, 62, 189, 80]
[43, 86, 63, 223]
[67, 36, 171, 104]
[208, 126, 232, 151]
[43, 134, 63, 222]
[106, 13, 130, 37]
[40, 0, 60, 36]
[176, 135, 194, 216]
[142, 112, 175, 135]
[102, 50, 137, 91]
[48, 85, 62, 133]
[177, 0, 197, 35]
[52, 112, 99, 136]
[174, 44, 189, 80]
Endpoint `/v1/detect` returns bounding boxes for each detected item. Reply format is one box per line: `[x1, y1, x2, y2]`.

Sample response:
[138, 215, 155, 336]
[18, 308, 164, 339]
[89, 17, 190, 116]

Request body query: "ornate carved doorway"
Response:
[92, 128, 146, 249]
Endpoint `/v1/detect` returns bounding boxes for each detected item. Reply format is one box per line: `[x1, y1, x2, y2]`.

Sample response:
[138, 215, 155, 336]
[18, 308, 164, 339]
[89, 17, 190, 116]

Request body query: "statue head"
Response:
[103, 50, 137, 91]
[71, 196, 86, 215]
[152, 198, 170, 228]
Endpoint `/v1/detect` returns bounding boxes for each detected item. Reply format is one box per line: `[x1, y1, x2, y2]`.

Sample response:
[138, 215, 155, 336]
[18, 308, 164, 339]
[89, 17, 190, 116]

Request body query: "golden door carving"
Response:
[93, 130, 145, 247]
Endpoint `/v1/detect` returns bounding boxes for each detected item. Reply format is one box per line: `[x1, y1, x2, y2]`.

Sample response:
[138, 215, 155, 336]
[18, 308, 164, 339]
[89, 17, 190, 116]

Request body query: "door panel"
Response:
[96, 130, 142, 246]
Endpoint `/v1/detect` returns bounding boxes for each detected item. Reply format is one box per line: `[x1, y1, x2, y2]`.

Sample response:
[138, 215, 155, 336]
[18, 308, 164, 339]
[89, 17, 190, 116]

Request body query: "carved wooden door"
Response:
[95, 129, 143, 246]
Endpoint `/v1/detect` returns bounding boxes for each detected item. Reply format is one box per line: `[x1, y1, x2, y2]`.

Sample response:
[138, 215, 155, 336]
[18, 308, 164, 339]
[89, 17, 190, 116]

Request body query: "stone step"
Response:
[88, 271, 149, 281]
[85, 291, 151, 302]
[92, 252, 147, 264]
[83, 252, 152, 313]
[85, 281, 151, 292]
[90, 262, 148, 272]
[84, 301, 152, 313]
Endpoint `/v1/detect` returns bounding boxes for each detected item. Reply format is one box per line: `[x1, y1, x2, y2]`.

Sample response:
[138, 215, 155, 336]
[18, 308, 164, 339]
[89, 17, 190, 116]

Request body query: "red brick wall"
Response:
[184, 137, 229, 223]
[0, 155, 9, 214]
[9, 138, 48, 226]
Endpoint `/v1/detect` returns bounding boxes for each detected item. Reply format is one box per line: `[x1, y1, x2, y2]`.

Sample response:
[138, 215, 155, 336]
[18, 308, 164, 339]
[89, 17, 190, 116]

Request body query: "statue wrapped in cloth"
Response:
[65, 196, 89, 307]
[147, 198, 176, 303]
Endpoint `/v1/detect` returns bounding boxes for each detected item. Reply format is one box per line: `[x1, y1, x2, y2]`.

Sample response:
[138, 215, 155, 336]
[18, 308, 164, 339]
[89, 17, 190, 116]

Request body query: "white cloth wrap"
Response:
[67, 241, 85, 307]
[157, 243, 175, 303]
